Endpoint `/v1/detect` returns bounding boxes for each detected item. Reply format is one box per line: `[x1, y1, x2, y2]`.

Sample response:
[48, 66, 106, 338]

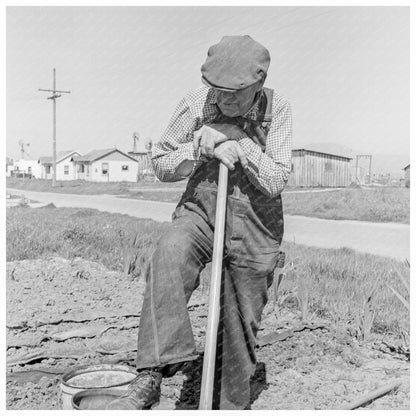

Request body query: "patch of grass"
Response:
[6, 206, 166, 274]
[282, 187, 410, 223]
[274, 243, 409, 338]
[6, 177, 187, 195]
[6, 207, 409, 338]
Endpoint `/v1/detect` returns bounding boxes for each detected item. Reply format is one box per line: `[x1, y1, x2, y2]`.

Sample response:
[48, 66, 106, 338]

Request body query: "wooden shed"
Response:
[287, 149, 352, 187]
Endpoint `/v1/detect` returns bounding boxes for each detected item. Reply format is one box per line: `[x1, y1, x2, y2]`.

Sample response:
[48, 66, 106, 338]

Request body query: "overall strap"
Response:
[245, 87, 274, 149]
[256, 87, 274, 123]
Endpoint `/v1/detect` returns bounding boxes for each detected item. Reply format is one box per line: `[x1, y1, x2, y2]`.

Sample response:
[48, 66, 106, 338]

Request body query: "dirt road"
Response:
[7, 188, 409, 260]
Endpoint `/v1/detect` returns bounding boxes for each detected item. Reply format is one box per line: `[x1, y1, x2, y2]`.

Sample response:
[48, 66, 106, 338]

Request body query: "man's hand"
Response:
[193, 123, 246, 159]
[213, 141, 248, 171]
[193, 125, 228, 158]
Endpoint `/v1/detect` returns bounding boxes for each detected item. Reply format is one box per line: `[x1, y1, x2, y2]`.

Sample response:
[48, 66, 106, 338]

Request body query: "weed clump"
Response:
[270, 243, 409, 341]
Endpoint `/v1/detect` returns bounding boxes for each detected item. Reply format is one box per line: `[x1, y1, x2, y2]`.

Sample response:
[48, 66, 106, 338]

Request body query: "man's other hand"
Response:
[193, 124, 245, 159]
[193, 125, 228, 158]
[213, 141, 248, 171]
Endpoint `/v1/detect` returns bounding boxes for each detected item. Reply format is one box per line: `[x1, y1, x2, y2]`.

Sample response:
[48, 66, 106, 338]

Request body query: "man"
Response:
[107, 35, 292, 410]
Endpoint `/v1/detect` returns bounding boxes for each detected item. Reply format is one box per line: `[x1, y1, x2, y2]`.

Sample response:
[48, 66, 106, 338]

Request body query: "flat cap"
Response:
[201, 35, 270, 91]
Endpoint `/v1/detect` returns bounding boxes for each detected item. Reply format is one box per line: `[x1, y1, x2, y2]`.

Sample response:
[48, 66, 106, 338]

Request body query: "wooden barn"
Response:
[287, 149, 352, 187]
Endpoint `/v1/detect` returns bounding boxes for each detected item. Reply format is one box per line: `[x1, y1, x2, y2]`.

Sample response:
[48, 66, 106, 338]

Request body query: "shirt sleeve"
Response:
[238, 99, 292, 197]
[151, 97, 203, 182]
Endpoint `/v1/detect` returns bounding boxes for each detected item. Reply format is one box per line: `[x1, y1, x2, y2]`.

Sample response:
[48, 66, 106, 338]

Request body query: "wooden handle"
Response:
[199, 163, 228, 410]
[340, 379, 402, 410]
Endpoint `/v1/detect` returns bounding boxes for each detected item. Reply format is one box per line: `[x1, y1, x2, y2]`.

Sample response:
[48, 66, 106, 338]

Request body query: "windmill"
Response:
[145, 137, 153, 153]
[132, 132, 140, 153]
[19, 140, 31, 160]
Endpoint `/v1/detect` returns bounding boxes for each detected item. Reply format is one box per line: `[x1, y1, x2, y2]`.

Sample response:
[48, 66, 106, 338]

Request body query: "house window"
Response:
[122, 165, 129, 171]
[102, 163, 109, 175]
[291, 163, 294, 173]
[46, 165, 51, 174]
[28, 167, 32, 174]
[64, 165, 69, 175]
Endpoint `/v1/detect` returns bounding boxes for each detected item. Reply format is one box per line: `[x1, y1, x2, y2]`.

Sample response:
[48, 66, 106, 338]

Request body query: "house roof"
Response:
[39, 150, 79, 165]
[72, 148, 138, 163]
[38, 156, 53, 165]
[292, 148, 353, 161]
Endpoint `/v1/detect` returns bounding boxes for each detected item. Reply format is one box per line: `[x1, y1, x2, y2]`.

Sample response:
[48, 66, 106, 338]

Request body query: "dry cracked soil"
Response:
[6, 257, 410, 410]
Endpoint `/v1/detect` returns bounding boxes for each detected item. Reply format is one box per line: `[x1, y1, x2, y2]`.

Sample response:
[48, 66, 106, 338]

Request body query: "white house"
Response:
[39, 150, 80, 180]
[9, 159, 42, 178]
[72, 148, 138, 182]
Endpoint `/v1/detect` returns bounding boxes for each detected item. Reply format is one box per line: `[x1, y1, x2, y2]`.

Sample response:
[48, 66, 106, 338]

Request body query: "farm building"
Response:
[287, 149, 352, 187]
[72, 148, 138, 182]
[403, 164, 410, 187]
[38, 150, 81, 180]
[128, 150, 153, 175]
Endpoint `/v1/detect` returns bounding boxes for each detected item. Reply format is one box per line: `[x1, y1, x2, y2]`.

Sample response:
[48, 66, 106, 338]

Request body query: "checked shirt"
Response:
[151, 85, 292, 197]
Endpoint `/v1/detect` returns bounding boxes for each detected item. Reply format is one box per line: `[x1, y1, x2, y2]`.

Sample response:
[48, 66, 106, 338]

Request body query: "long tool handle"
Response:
[199, 163, 228, 410]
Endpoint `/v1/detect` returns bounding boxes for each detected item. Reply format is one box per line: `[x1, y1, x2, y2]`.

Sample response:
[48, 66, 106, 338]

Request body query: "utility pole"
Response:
[355, 156, 358, 183]
[356, 155, 372, 185]
[39, 68, 70, 187]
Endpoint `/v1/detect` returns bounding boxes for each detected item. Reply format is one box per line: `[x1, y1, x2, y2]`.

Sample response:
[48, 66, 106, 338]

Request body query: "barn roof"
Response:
[72, 148, 137, 163]
[292, 148, 353, 161]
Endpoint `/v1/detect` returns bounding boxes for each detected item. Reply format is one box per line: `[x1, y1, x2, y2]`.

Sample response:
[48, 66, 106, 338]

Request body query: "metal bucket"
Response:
[60, 364, 137, 410]
[71, 388, 124, 410]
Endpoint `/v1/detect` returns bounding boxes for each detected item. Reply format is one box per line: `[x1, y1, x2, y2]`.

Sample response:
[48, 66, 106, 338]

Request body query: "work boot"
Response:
[105, 370, 162, 410]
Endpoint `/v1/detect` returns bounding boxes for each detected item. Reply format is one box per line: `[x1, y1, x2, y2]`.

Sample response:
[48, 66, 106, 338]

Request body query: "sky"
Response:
[6, 6, 409, 162]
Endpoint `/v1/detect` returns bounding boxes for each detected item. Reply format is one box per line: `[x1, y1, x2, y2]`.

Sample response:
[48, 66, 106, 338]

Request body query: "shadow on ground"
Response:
[174, 356, 268, 410]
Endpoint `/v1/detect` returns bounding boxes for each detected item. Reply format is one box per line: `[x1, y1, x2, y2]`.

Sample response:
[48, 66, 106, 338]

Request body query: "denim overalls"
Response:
[136, 89, 284, 409]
